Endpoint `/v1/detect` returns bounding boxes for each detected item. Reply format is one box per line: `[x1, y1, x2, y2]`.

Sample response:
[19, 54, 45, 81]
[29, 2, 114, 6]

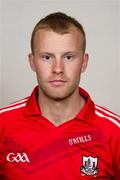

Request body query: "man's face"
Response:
[29, 27, 88, 100]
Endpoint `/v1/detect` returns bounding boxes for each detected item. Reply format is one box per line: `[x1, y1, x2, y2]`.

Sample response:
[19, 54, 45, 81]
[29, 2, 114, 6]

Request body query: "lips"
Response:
[48, 80, 67, 86]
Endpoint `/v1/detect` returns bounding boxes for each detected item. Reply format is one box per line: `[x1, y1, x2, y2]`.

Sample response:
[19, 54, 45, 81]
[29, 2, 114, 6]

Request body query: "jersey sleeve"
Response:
[0, 115, 5, 144]
[0, 116, 4, 142]
[110, 128, 120, 179]
[0, 114, 6, 163]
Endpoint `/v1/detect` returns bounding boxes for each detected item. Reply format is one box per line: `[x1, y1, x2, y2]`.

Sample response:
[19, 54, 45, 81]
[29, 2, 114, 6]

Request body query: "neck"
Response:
[38, 88, 85, 126]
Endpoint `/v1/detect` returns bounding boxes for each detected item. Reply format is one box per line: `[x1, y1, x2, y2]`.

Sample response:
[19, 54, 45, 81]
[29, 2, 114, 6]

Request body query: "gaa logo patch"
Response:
[6, 152, 30, 163]
[80, 155, 98, 176]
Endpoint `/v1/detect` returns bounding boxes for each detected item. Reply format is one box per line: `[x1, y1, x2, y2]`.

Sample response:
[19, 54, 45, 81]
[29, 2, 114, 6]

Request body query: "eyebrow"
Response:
[38, 51, 78, 56]
[63, 51, 78, 55]
[38, 52, 54, 56]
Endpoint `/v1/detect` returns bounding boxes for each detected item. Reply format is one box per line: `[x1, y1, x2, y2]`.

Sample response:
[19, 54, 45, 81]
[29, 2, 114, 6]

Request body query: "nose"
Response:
[52, 58, 64, 74]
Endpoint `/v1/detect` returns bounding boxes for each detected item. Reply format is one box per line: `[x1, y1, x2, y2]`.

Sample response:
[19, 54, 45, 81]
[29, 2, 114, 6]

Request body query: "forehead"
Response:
[34, 26, 83, 40]
[33, 27, 83, 52]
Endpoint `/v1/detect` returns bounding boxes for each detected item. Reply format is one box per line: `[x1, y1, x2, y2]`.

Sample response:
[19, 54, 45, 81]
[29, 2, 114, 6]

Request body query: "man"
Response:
[0, 12, 120, 179]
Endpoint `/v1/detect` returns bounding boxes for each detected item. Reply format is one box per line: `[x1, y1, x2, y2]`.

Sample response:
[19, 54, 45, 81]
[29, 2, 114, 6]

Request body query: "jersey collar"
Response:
[24, 86, 95, 123]
[76, 87, 95, 123]
[25, 86, 40, 116]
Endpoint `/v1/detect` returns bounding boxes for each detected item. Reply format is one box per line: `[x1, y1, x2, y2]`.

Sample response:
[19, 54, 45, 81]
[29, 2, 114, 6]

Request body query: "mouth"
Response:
[48, 80, 67, 86]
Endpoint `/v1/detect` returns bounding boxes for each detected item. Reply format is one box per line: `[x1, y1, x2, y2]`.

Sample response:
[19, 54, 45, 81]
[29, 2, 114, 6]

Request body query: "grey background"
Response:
[0, 0, 120, 114]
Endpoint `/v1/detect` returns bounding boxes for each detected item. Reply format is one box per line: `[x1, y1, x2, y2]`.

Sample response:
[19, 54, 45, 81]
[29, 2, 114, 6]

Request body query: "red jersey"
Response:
[0, 86, 120, 180]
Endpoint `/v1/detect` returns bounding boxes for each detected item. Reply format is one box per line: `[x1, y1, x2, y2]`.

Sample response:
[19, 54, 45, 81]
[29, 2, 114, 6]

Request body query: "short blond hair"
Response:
[31, 12, 86, 54]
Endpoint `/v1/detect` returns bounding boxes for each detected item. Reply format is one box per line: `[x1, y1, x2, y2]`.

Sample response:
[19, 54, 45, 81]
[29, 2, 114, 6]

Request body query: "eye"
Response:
[42, 55, 52, 61]
[64, 54, 73, 61]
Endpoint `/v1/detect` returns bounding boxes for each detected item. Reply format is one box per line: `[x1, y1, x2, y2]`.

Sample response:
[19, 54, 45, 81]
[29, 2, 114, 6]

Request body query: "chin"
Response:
[45, 90, 76, 101]
[39, 83, 78, 101]
[49, 95, 68, 101]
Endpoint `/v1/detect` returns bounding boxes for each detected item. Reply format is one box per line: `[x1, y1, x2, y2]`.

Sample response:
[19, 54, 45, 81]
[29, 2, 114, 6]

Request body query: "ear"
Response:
[28, 53, 36, 72]
[81, 53, 89, 73]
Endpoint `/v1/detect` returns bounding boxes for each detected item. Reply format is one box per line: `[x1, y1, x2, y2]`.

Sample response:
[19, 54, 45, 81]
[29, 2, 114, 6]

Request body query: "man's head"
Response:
[29, 12, 88, 101]
[31, 12, 86, 55]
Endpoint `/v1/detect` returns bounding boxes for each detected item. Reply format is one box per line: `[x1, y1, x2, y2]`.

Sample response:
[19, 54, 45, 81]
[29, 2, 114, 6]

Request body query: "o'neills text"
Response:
[68, 135, 92, 145]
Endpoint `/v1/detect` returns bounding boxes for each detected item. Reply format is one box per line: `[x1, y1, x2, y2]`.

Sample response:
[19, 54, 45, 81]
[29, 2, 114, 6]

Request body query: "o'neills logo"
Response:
[6, 152, 30, 163]
[68, 135, 92, 145]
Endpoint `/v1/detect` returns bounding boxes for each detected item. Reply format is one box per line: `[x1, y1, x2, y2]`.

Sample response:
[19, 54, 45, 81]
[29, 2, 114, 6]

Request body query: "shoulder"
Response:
[94, 104, 120, 173]
[94, 104, 120, 129]
[0, 97, 29, 117]
[0, 97, 29, 138]
[94, 104, 120, 165]
[94, 104, 120, 153]
[0, 97, 29, 143]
